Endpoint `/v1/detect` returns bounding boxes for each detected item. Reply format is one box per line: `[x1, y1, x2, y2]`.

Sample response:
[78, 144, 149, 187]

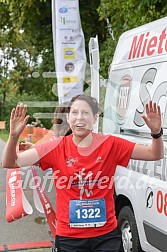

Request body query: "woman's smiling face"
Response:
[67, 99, 97, 140]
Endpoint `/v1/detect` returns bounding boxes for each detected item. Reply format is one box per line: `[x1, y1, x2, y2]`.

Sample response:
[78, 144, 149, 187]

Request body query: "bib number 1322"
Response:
[76, 207, 101, 219]
[69, 198, 106, 228]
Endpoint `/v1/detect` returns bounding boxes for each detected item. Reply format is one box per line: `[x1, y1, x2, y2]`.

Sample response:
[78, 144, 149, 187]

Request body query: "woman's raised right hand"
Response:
[10, 103, 30, 138]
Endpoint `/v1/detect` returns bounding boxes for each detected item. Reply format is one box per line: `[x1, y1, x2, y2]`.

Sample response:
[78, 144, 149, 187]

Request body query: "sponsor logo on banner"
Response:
[60, 17, 77, 26]
[63, 90, 83, 99]
[65, 62, 75, 72]
[63, 76, 78, 83]
[60, 17, 66, 25]
[72, 28, 79, 33]
[59, 6, 76, 14]
[62, 36, 75, 45]
[63, 86, 81, 91]
[59, 28, 72, 31]
[64, 35, 74, 41]
[59, 7, 68, 13]
[64, 48, 75, 59]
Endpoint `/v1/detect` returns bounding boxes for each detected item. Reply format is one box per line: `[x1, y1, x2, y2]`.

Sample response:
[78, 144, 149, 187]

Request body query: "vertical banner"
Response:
[52, 0, 86, 103]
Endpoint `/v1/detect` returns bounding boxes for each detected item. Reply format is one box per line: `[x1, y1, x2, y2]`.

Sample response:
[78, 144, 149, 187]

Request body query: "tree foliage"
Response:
[98, 0, 167, 77]
[0, 0, 55, 126]
[1, 0, 167, 126]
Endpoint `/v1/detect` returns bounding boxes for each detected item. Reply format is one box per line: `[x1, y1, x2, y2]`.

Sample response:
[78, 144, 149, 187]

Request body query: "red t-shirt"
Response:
[35, 133, 135, 238]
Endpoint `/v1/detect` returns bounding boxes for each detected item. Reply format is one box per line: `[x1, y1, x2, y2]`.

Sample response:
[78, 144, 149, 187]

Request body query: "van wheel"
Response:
[118, 206, 143, 252]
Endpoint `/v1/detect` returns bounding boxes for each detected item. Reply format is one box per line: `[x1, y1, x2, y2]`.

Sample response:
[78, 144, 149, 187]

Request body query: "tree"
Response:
[0, 0, 105, 113]
[1, 0, 167, 122]
[98, 0, 167, 77]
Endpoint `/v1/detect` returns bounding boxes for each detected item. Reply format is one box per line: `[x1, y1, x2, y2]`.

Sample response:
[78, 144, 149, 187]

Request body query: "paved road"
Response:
[0, 139, 55, 251]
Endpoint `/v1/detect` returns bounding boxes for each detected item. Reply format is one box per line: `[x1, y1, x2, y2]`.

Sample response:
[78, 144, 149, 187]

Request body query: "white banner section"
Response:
[52, 0, 86, 103]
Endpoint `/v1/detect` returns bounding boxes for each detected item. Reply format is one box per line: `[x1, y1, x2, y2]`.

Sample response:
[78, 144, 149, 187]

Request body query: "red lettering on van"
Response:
[158, 28, 166, 54]
[147, 36, 157, 56]
[128, 33, 145, 59]
[128, 28, 167, 59]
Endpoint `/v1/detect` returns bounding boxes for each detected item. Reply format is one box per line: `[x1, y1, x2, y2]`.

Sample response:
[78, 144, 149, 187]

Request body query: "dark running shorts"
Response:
[52, 227, 124, 252]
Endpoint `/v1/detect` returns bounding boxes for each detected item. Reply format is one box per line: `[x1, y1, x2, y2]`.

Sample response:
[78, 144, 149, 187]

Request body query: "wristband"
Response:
[151, 127, 163, 139]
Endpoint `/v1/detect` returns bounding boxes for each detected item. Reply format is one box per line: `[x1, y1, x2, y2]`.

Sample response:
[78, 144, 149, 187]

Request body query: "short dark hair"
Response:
[70, 94, 99, 115]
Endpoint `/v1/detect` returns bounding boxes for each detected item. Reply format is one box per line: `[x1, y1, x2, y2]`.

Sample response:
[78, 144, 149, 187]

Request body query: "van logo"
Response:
[146, 187, 153, 209]
[59, 7, 68, 13]
[116, 75, 131, 124]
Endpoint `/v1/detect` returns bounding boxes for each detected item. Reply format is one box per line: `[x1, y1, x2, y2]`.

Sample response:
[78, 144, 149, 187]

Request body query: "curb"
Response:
[0, 241, 53, 252]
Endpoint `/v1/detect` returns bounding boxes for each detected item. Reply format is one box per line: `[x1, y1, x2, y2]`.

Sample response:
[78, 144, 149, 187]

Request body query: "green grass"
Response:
[0, 130, 9, 142]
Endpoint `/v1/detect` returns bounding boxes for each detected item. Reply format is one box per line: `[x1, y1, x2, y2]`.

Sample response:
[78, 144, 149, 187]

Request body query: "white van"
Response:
[102, 17, 167, 252]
